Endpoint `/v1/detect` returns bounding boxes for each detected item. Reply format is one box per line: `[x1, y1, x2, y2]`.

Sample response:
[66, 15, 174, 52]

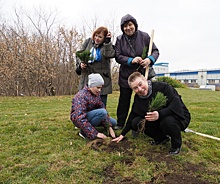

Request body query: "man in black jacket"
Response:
[112, 72, 191, 155]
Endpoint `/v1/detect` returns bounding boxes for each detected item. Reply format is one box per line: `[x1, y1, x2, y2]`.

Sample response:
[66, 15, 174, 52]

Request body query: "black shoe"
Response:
[113, 125, 123, 130]
[151, 137, 170, 145]
[169, 147, 181, 155]
[78, 130, 87, 139]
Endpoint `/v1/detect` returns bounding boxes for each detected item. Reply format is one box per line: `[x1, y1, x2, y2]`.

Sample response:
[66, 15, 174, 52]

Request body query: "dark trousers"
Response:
[116, 87, 133, 127]
[131, 116, 182, 148]
[101, 95, 108, 108]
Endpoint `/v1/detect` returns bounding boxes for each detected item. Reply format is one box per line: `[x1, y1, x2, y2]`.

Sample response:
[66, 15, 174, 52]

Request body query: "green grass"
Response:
[0, 89, 220, 183]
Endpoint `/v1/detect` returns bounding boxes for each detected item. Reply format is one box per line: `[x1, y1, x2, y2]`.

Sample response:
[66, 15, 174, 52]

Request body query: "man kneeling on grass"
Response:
[70, 73, 116, 140]
[112, 72, 191, 155]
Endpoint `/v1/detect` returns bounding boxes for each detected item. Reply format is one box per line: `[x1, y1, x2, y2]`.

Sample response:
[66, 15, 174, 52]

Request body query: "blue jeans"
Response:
[86, 108, 117, 127]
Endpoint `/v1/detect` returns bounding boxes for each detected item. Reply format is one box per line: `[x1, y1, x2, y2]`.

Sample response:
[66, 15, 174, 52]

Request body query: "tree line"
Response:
[0, 9, 119, 96]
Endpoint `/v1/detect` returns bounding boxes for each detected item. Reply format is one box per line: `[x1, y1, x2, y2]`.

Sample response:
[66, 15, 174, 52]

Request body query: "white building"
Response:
[153, 62, 169, 74]
[153, 62, 220, 86]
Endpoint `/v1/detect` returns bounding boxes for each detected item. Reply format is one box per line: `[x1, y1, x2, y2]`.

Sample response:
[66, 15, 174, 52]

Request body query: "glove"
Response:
[104, 37, 111, 44]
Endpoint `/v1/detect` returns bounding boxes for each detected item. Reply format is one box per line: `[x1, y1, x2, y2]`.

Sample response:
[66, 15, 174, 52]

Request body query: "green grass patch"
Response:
[0, 89, 220, 183]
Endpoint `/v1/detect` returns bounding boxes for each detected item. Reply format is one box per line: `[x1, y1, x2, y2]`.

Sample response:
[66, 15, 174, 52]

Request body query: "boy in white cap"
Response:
[70, 73, 117, 140]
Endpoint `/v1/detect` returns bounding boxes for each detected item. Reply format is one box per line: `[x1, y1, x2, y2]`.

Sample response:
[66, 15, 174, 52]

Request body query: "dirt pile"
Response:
[87, 138, 217, 184]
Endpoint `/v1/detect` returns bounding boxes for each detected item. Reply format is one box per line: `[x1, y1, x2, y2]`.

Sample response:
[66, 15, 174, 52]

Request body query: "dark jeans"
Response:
[131, 116, 183, 148]
[101, 95, 108, 108]
[116, 87, 133, 127]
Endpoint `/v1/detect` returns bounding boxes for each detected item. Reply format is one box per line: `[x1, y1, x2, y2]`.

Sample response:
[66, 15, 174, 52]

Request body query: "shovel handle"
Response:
[145, 29, 154, 79]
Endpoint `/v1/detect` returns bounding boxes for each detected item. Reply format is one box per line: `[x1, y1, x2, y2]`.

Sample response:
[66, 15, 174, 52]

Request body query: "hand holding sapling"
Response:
[76, 50, 93, 64]
[138, 92, 167, 132]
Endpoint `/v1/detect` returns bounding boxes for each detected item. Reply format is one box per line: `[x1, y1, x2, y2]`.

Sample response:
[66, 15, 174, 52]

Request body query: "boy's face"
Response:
[90, 86, 102, 96]
[130, 77, 148, 96]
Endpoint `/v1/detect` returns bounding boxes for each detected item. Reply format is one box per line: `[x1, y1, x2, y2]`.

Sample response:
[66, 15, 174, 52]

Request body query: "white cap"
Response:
[88, 73, 104, 87]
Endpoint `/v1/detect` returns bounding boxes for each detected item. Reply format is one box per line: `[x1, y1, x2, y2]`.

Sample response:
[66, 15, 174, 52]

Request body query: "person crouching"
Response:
[70, 73, 117, 140]
[112, 72, 191, 155]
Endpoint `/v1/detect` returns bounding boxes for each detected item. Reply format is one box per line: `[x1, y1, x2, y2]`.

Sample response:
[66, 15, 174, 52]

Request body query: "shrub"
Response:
[156, 76, 187, 88]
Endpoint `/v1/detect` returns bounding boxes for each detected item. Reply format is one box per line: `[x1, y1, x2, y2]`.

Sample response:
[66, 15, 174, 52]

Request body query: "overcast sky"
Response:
[1, 0, 220, 72]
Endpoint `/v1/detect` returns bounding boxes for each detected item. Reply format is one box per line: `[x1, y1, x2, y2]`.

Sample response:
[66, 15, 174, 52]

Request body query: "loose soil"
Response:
[87, 137, 219, 184]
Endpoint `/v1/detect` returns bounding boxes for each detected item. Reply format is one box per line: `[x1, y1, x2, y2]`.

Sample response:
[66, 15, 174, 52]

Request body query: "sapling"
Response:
[138, 92, 167, 132]
[136, 46, 148, 71]
[104, 121, 110, 136]
[148, 91, 167, 112]
[103, 120, 116, 139]
[141, 46, 148, 59]
[76, 50, 93, 64]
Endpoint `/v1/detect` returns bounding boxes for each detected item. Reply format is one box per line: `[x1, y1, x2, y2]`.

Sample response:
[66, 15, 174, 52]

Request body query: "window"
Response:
[208, 79, 215, 84]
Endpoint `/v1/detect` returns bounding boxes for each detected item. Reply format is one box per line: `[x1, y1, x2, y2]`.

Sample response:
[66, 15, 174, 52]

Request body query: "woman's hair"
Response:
[128, 72, 145, 87]
[92, 26, 108, 40]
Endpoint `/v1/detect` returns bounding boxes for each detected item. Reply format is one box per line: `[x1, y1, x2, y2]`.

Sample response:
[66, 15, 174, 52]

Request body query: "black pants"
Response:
[131, 116, 183, 149]
[116, 87, 133, 127]
[101, 94, 108, 108]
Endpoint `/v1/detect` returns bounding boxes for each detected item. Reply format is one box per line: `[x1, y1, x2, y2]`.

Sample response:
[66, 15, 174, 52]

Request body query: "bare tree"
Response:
[0, 6, 120, 96]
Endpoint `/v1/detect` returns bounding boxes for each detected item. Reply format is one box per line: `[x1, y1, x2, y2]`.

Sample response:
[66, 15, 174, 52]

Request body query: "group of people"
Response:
[70, 14, 191, 155]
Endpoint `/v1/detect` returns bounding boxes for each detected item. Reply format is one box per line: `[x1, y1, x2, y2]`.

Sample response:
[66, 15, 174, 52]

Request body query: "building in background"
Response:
[153, 62, 220, 87]
[153, 62, 169, 74]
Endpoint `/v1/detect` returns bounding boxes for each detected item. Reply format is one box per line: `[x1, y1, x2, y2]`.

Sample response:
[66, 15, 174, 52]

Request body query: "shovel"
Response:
[145, 29, 154, 79]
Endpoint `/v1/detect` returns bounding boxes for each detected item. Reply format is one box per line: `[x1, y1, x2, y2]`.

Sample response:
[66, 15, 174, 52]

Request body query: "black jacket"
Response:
[121, 82, 191, 136]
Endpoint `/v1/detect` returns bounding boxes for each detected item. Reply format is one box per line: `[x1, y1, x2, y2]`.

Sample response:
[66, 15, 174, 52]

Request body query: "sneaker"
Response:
[78, 130, 86, 139]
[169, 147, 181, 155]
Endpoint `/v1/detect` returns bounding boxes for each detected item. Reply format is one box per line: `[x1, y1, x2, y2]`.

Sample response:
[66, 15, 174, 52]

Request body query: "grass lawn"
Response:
[0, 88, 220, 183]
